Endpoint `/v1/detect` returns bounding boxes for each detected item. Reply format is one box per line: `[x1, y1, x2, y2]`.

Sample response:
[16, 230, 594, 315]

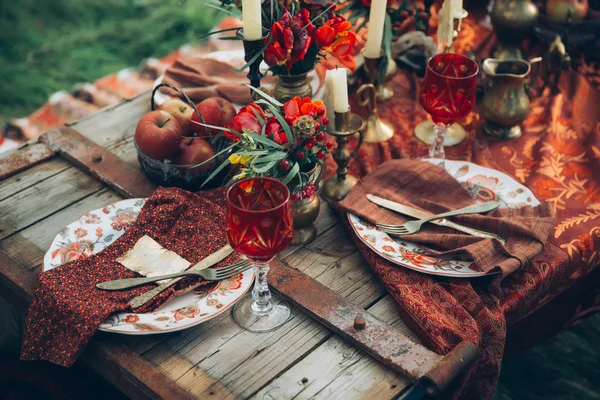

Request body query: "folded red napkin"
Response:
[339, 159, 555, 281]
[21, 187, 238, 367]
[161, 56, 276, 104]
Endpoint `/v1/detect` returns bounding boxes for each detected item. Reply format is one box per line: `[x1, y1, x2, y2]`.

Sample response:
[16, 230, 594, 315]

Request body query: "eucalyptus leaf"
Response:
[250, 107, 265, 125]
[282, 162, 300, 185]
[197, 27, 240, 41]
[252, 159, 277, 173]
[242, 129, 282, 149]
[252, 151, 287, 163]
[201, 159, 230, 187]
[236, 149, 271, 156]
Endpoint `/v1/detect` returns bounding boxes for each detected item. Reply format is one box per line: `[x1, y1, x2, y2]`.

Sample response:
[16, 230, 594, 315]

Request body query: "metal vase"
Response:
[290, 163, 322, 246]
[274, 72, 313, 104]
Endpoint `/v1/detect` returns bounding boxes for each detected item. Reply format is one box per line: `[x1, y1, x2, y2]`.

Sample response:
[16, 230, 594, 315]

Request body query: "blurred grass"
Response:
[0, 1, 599, 399]
[0, 0, 218, 126]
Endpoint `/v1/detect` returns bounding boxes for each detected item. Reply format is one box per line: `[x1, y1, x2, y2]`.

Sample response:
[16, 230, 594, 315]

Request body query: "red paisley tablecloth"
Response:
[323, 17, 600, 400]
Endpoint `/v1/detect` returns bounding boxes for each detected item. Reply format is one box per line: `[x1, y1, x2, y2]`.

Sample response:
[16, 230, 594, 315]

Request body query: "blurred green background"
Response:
[0, 0, 599, 399]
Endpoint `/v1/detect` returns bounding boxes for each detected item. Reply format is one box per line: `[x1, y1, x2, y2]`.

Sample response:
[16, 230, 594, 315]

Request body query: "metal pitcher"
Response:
[480, 57, 542, 140]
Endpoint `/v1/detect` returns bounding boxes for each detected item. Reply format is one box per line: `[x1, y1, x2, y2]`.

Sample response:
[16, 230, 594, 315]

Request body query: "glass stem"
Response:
[429, 123, 448, 159]
[251, 261, 272, 315]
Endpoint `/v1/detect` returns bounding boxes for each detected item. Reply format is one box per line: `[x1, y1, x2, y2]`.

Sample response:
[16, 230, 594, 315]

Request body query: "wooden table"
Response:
[0, 91, 474, 399]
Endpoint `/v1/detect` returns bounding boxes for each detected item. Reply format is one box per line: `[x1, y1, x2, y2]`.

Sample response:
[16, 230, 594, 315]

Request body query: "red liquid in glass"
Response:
[226, 178, 293, 262]
[419, 53, 478, 125]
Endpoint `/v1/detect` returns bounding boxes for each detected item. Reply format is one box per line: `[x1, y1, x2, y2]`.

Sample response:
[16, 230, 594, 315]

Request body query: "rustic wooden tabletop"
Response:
[0, 91, 443, 399]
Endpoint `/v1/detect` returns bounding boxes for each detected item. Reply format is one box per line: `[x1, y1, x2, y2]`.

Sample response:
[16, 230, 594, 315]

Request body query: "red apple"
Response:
[135, 110, 182, 160]
[158, 98, 194, 136]
[174, 137, 216, 173]
[546, 0, 589, 22]
[191, 97, 236, 138]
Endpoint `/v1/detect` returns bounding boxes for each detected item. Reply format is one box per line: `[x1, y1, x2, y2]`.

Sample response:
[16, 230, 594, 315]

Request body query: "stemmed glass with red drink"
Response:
[419, 53, 478, 159]
[226, 177, 293, 332]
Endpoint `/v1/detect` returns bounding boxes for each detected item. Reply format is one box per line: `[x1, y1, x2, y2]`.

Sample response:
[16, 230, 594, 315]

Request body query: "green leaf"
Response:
[201, 159, 230, 188]
[242, 129, 282, 149]
[219, 36, 241, 41]
[267, 104, 293, 147]
[245, 84, 283, 107]
[236, 149, 271, 156]
[252, 159, 277, 173]
[252, 151, 287, 163]
[282, 162, 300, 185]
[206, 3, 240, 17]
[197, 27, 240, 41]
[250, 107, 265, 125]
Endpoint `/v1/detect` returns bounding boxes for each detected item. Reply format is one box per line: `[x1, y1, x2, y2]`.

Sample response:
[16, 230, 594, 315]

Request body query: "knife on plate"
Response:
[129, 244, 234, 309]
[366, 194, 506, 244]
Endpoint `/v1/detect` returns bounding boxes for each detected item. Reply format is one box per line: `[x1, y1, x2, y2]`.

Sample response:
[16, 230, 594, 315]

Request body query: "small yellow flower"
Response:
[229, 154, 242, 164]
[233, 168, 250, 181]
[239, 155, 253, 165]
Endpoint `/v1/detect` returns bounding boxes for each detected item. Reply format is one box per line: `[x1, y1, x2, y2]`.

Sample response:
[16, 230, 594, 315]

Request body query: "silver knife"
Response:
[129, 244, 234, 309]
[366, 194, 506, 244]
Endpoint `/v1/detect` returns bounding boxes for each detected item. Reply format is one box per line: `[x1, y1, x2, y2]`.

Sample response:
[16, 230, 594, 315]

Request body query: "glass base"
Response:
[232, 293, 291, 332]
[414, 120, 466, 147]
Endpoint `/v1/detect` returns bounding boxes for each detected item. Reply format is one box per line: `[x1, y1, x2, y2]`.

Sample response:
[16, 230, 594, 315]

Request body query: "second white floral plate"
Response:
[43, 198, 253, 334]
[348, 159, 540, 278]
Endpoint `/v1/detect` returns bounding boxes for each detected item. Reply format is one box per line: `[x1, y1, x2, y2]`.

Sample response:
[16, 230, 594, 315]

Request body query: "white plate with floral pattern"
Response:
[43, 198, 254, 334]
[348, 159, 540, 278]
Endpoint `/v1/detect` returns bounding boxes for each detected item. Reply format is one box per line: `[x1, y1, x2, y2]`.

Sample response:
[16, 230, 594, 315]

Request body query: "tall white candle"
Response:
[364, 0, 387, 59]
[330, 68, 349, 113]
[451, 0, 465, 31]
[323, 70, 336, 130]
[242, 0, 262, 40]
[437, 0, 453, 50]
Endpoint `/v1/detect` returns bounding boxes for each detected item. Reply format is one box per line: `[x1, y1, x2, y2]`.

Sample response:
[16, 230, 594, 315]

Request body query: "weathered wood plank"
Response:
[0, 158, 72, 202]
[0, 142, 55, 180]
[143, 223, 408, 399]
[0, 189, 122, 272]
[40, 127, 156, 199]
[72, 91, 150, 147]
[252, 297, 414, 400]
[0, 166, 104, 241]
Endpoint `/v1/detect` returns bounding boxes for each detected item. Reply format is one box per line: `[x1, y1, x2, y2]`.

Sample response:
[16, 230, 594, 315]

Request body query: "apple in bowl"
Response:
[134, 110, 182, 160]
[174, 137, 216, 173]
[191, 97, 236, 138]
[158, 98, 195, 136]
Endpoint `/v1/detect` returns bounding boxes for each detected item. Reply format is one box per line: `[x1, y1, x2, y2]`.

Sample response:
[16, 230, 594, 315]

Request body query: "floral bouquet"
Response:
[202, 88, 332, 199]
[214, 0, 358, 75]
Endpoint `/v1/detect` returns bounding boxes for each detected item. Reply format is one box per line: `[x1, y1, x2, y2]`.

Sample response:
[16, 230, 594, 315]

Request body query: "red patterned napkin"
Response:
[21, 187, 237, 367]
[339, 159, 555, 281]
[161, 56, 276, 104]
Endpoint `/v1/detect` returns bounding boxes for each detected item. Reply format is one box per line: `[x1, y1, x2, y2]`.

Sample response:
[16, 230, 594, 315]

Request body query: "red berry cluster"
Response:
[290, 182, 316, 200]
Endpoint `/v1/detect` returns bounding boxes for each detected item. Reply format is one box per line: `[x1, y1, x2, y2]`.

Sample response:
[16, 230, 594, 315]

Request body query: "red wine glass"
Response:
[419, 53, 478, 159]
[226, 177, 293, 332]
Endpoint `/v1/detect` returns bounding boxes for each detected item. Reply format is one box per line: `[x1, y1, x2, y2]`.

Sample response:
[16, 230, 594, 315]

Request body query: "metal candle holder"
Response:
[237, 28, 270, 90]
[322, 109, 365, 203]
[356, 50, 394, 143]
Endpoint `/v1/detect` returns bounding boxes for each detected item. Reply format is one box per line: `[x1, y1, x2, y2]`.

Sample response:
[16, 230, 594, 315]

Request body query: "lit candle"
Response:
[330, 68, 349, 113]
[242, 0, 262, 40]
[364, 0, 387, 59]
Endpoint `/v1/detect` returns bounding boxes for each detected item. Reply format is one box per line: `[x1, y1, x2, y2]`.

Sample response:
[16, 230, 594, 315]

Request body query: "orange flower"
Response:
[315, 18, 357, 71]
[284, 97, 325, 123]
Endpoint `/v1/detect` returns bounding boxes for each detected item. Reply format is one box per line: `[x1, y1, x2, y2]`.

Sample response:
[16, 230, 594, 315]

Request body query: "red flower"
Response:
[227, 103, 265, 141]
[264, 10, 315, 71]
[265, 117, 289, 145]
[315, 17, 358, 71]
[284, 97, 326, 123]
[240, 103, 266, 121]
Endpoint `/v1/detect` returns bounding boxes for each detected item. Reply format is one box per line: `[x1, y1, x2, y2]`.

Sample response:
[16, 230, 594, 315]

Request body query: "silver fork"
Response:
[377, 201, 500, 235]
[96, 259, 251, 291]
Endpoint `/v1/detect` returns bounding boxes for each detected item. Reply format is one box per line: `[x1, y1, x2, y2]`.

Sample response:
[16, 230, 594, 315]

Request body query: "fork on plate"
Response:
[377, 201, 500, 236]
[96, 259, 252, 291]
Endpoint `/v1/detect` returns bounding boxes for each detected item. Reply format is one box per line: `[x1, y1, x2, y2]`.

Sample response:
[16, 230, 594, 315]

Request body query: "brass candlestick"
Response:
[322, 109, 366, 202]
[357, 50, 394, 143]
[237, 28, 270, 90]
